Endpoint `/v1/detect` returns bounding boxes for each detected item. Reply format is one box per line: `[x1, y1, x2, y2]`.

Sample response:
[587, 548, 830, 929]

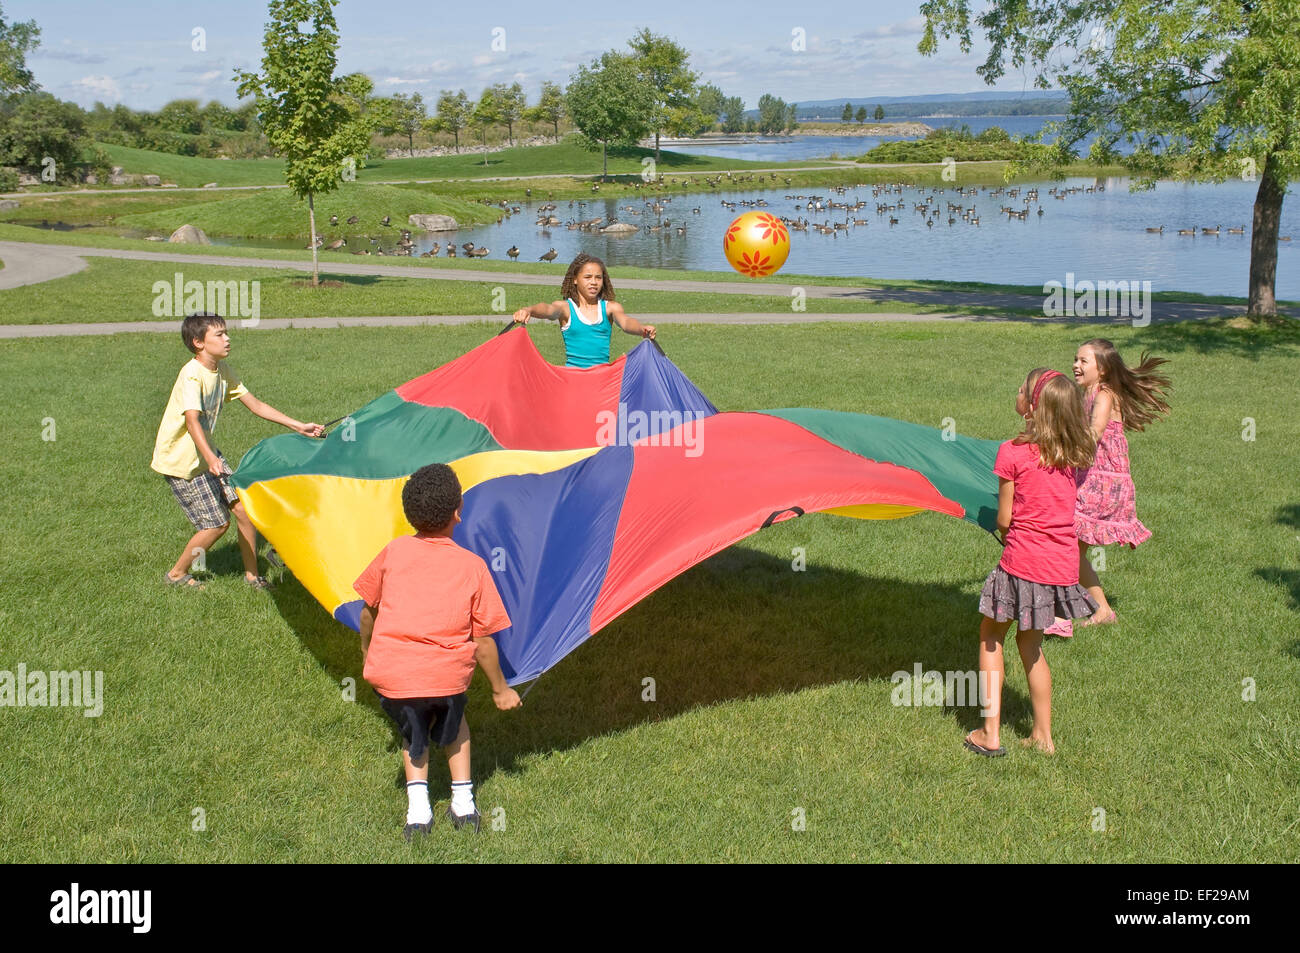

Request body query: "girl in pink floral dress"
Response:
[1046, 339, 1171, 637]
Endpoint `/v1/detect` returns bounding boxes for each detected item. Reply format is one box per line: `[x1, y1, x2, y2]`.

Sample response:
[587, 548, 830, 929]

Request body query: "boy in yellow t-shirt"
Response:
[152, 312, 323, 589]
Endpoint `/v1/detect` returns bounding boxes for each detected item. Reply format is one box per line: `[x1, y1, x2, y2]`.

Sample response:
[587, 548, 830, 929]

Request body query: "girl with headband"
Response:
[965, 368, 1096, 758]
[1046, 340, 1172, 637]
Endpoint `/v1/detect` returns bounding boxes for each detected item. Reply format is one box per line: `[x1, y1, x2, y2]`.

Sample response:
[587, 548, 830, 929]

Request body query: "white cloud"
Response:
[198, 70, 222, 82]
[472, 54, 493, 67]
[859, 16, 927, 39]
[71, 75, 122, 102]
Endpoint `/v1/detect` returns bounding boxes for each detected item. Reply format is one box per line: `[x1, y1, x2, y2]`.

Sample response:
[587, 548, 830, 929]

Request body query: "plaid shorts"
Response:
[165, 452, 240, 530]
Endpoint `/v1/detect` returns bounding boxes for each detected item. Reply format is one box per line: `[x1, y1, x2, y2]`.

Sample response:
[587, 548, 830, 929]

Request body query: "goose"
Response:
[462, 242, 475, 253]
[1177, 228, 1196, 235]
[380, 215, 391, 227]
[428, 242, 440, 255]
[1202, 225, 1220, 235]
[539, 248, 558, 262]
[1145, 225, 1164, 233]
[889, 216, 899, 226]
[1226, 225, 1245, 235]
[329, 214, 338, 226]
[374, 247, 386, 256]
[469, 246, 490, 257]
[446, 245, 456, 257]
[419, 249, 437, 258]
[326, 238, 346, 250]
[346, 215, 359, 225]
[507, 246, 520, 259]
[1281, 236, 1292, 242]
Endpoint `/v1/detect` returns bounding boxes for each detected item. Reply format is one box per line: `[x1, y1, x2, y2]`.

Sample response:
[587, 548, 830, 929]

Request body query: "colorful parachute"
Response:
[231, 329, 1000, 684]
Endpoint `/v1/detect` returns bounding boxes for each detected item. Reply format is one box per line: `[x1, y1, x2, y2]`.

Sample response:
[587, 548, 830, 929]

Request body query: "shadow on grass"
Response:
[266, 542, 1037, 777]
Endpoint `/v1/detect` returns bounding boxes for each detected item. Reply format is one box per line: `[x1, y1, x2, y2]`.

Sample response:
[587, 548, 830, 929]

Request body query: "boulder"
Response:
[169, 224, 211, 245]
[143, 174, 161, 187]
[408, 213, 459, 232]
[202, 182, 218, 189]
[0, 200, 19, 210]
[601, 222, 638, 234]
[18, 174, 40, 186]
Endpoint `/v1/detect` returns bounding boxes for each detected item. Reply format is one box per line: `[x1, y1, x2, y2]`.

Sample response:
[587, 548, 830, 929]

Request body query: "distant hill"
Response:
[787, 91, 1069, 119]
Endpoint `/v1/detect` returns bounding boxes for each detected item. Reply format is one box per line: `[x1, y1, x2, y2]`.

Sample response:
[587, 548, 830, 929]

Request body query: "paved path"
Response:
[0, 240, 1249, 327]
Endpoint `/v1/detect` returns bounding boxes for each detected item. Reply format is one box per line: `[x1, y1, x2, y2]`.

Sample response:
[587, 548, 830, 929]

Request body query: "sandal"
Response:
[163, 571, 204, 590]
[245, 575, 275, 590]
[963, 732, 1006, 758]
[1044, 618, 1073, 638]
[1079, 609, 1118, 627]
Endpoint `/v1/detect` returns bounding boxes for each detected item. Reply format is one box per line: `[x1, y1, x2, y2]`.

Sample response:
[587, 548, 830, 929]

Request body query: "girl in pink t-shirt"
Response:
[965, 368, 1096, 758]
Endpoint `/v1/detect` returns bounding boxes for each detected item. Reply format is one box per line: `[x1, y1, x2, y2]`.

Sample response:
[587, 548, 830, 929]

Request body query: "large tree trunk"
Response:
[308, 192, 319, 287]
[1249, 150, 1285, 316]
[454, 129, 459, 154]
[655, 130, 661, 166]
[602, 141, 608, 180]
[553, 119, 558, 141]
[408, 131, 414, 156]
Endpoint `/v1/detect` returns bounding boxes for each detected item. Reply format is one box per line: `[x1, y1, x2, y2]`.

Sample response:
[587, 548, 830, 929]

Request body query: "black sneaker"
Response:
[403, 821, 432, 842]
[445, 806, 481, 833]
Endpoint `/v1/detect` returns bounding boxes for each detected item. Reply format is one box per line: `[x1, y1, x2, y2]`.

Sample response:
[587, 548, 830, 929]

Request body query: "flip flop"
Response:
[245, 575, 275, 590]
[162, 571, 204, 590]
[1079, 609, 1118, 627]
[1045, 619, 1073, 638]
[964, 732, 1006, 758]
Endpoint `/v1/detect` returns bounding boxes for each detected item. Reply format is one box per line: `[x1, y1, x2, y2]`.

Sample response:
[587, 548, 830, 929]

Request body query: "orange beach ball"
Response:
[722, 211, 791, 278]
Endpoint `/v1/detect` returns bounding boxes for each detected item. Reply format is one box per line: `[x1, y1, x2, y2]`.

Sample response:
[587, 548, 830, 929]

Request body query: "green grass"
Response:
[109, 184, 499, 239]
[0, 259, 1038, 324]
[2, 319, 1298, 862]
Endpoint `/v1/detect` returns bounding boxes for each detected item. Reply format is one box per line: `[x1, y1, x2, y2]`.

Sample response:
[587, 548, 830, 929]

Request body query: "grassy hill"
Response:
[114, 183, 499, 239]
[99, 139, 815, 190]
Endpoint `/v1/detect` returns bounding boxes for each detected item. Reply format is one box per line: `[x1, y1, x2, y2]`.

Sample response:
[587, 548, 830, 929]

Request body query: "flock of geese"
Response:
[1144, 223, 1291, 240]
[300, 176, 1292, 259]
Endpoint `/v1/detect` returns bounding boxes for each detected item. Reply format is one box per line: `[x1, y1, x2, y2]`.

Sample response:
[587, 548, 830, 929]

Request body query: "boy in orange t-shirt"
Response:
[354, 463, 521, 840]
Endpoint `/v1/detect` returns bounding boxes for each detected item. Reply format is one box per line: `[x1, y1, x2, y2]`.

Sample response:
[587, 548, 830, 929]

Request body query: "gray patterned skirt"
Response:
[978, 565, 1098, 631]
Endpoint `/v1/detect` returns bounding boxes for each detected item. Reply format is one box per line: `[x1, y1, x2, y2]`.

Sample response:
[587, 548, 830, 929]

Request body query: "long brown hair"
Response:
[1082, 338, 1171, 431]
[1016, 367, 1096, 469]
[560, 253, 616, 303]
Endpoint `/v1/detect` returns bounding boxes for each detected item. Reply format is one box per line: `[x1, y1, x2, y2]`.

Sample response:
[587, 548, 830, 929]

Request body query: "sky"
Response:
[10, 0, 1054, 111]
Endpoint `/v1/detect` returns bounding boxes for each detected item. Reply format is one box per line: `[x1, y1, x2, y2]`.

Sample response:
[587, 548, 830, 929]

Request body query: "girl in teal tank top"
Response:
[512, 253, 657, 368]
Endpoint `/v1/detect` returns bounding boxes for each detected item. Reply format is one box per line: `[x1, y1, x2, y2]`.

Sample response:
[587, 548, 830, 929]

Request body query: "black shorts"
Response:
[376, 691, 467, 761]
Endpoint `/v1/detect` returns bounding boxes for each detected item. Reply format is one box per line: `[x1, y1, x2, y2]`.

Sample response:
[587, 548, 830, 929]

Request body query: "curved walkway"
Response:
[0, 238, 1253, 333]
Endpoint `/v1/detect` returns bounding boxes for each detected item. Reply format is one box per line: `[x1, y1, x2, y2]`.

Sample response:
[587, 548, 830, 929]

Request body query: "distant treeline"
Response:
[795, 98, 1068, 120]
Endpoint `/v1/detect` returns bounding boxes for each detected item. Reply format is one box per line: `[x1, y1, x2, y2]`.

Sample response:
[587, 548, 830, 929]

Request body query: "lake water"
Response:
[245, 175, 1296, 299]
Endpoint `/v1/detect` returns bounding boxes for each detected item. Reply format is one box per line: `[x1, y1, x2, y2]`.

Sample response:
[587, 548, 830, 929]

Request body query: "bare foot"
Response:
[1020, 735, 1055, 755]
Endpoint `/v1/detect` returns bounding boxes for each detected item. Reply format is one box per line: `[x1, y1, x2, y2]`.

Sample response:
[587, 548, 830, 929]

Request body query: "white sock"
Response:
[451, 780, 476, 816]
[406, 781, 432, 825]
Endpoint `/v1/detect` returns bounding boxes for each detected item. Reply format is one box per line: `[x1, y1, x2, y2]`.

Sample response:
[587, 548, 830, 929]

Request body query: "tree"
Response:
[874, 104, 885, 121]
[235, 0, 374, 287]
[380, 92, 425, 156]
[428, 89, 469, 153]
[920, 0, 1300, 317]
[493, 82, 526, 146]
[0, 92, 92, 184]
[628, 28, 702, 163]
[531, 81, 565, 141]
[157, 99, 203, 135]
[566, 51, 653, 179]
[855, 106, 867, 124]
[469, 88, 501, 166]
[757, 94, 788, 135]
[842, 102, 853, 121]
[785, 103, 799, 134]
[721, 96, 745, 134]
[696, 83, 724, 129]
[0, 2, 39, 97]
